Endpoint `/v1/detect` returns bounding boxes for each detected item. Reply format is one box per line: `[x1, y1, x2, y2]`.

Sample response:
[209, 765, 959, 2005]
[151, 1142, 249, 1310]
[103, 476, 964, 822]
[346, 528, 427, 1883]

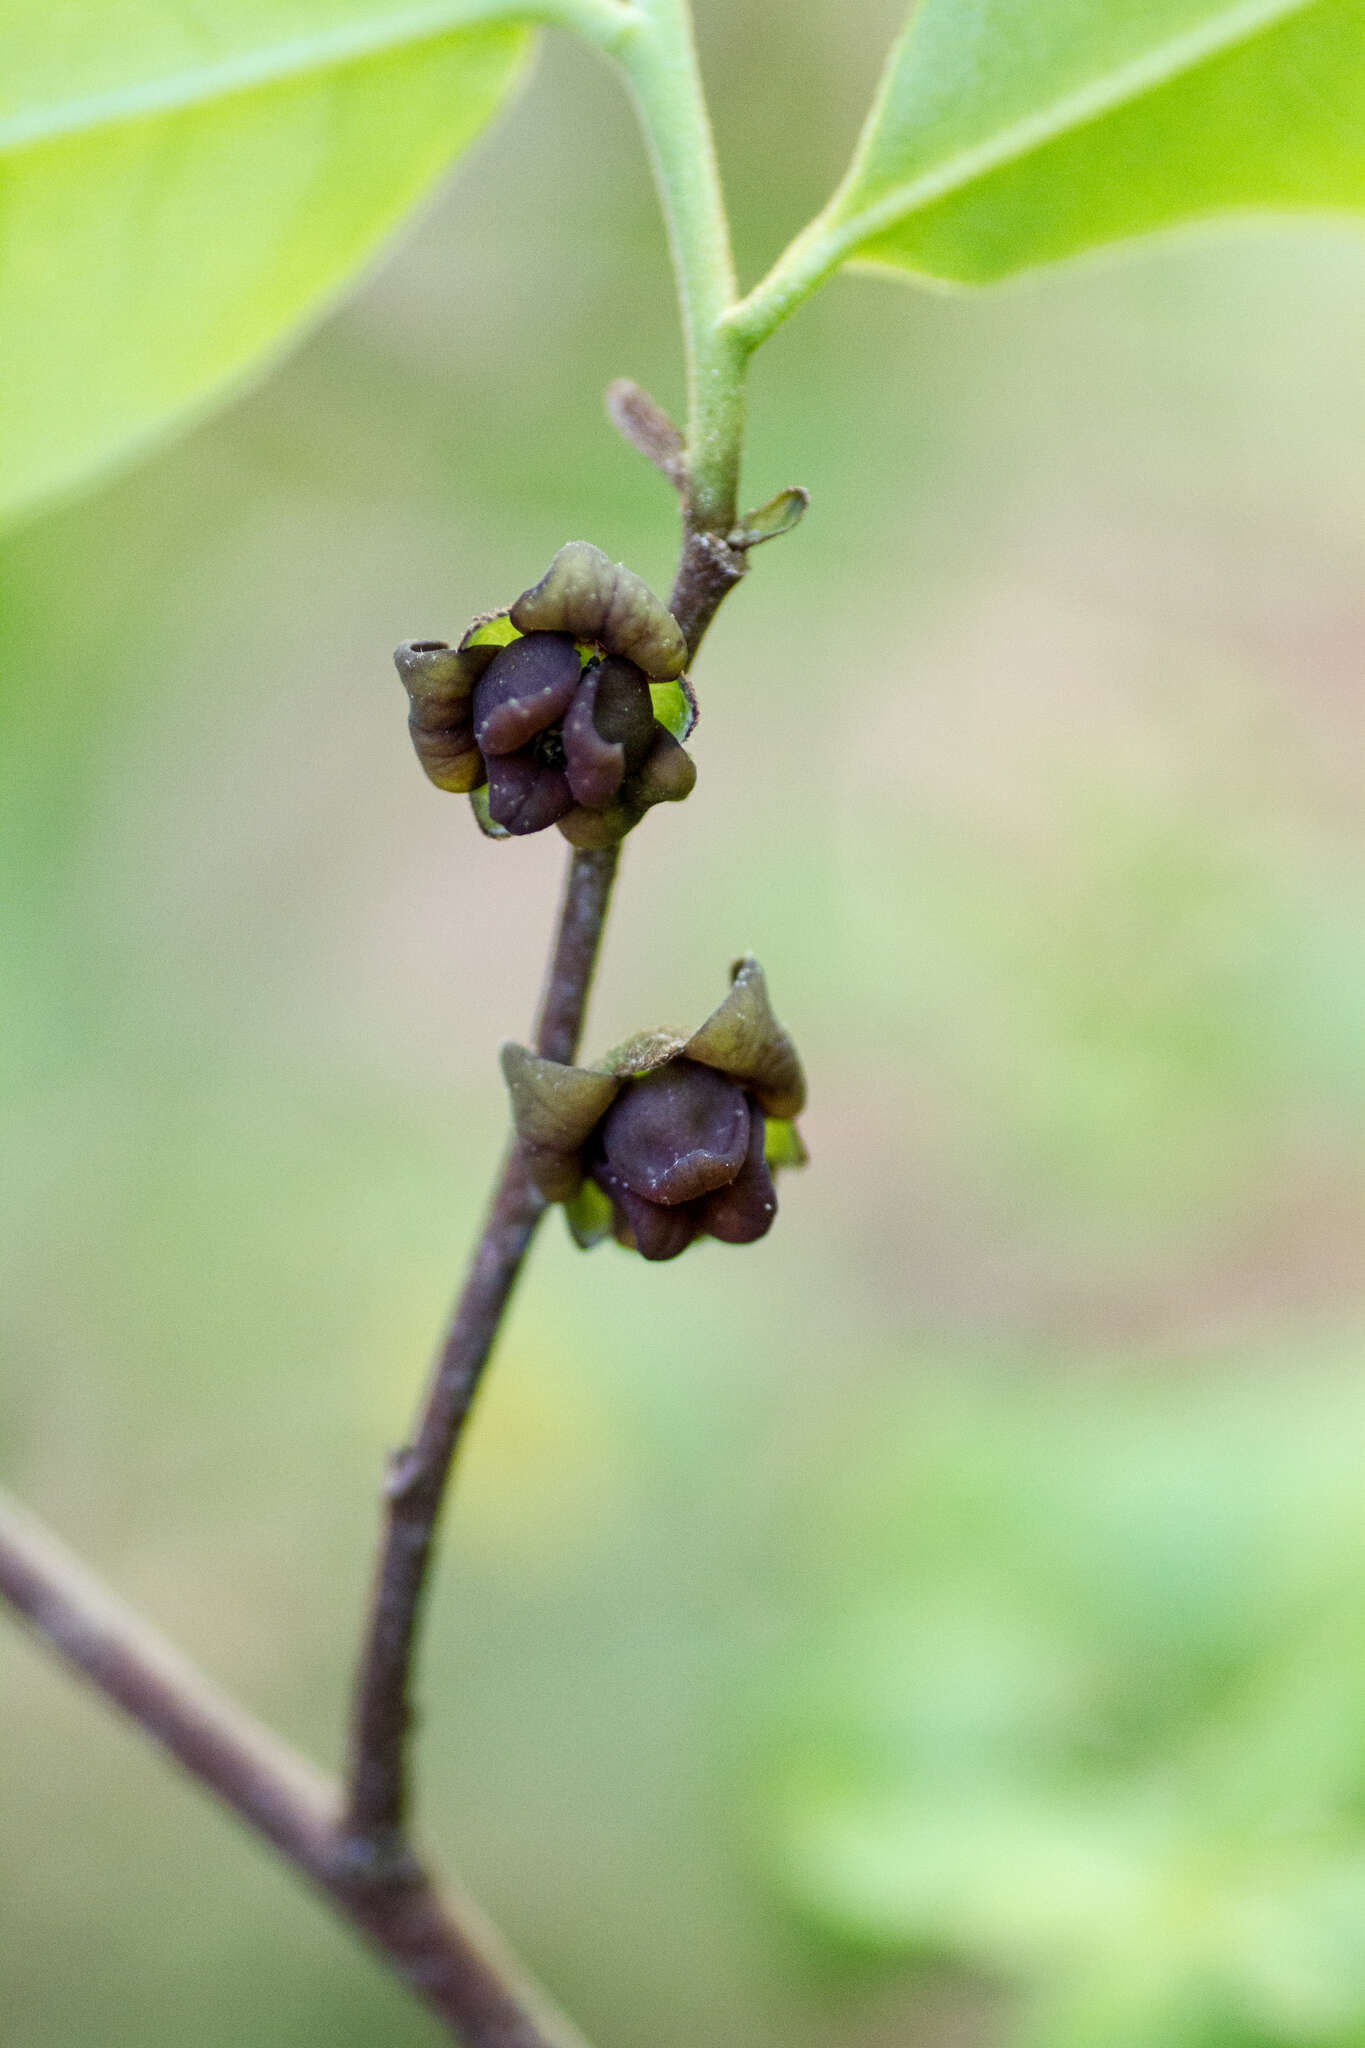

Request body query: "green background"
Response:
[7, 4, 1365, 2044]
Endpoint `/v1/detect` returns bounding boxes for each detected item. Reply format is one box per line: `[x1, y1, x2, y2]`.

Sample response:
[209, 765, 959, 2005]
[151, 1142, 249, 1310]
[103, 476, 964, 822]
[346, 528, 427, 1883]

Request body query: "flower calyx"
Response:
[394, 542, 697, 846]
[501, 958, 807, 1262]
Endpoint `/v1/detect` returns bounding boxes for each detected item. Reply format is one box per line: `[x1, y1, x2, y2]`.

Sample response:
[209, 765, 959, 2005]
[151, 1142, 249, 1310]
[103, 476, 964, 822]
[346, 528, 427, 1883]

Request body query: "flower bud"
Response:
[394, 544, 697, 843]
[500, 958, 805, 1261]
[598, 1061, 750, 1205]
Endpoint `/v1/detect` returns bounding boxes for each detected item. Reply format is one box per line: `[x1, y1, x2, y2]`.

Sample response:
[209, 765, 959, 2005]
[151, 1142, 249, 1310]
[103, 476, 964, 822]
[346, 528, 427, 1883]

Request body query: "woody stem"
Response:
[344, 843, 620, 1856]
[0, 4, 756, 2038]
[343, 514, 748, 1867]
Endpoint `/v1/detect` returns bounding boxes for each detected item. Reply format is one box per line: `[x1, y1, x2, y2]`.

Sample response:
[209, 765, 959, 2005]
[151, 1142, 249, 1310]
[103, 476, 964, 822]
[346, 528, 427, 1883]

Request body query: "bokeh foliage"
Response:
[0, 3, 527, 524]
[5, 4, 1365, 2048]
[767, 1368, 1365, 2048]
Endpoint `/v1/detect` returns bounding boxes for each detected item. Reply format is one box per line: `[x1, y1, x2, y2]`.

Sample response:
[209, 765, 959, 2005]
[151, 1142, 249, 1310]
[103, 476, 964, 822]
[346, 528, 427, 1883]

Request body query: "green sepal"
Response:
[764, 1118, 808, 1172]
[510, 541, 687, 680]
[596, 1028, 690, 1081]
[685, 956, 807, 1119]
[462, 612, 520, 651]
[500, 1043, 620, 1152]
[469, 785, 509, 839]
[649, 675, 699, 741]
[564, 1178, 615, 1250]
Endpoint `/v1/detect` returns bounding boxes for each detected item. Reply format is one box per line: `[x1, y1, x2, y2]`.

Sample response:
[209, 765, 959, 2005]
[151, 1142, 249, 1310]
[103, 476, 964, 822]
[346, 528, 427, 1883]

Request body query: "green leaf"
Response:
[730, 485, 810, 551]
[764, 1366, 1365, 2046]
[829, 0, 1365, 286]
[0, 4, 529, 526]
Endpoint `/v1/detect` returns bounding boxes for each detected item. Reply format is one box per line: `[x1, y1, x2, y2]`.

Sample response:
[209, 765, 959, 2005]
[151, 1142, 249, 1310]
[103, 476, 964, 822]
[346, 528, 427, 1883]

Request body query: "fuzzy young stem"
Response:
[614, 0, 746, 533]
[722, 203, 851, 357]
[0, 1489, 591, 2048]
[345, 847, 619, 1855]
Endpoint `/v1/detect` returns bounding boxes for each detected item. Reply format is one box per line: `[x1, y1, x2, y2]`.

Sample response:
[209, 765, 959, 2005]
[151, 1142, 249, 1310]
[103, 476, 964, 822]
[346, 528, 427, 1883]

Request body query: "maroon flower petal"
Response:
[562, 669, 624, 808]
[562, 657, 656, 810]
[592, 656, 657, 768]
[626, 725, 696, 809]
[485, 751, 575, 836]
[591, 1159, 697, 1261]
[473, 633, 582, 756]
[600, 1058, 750, 1205]
[698, 1105, 777, 1245]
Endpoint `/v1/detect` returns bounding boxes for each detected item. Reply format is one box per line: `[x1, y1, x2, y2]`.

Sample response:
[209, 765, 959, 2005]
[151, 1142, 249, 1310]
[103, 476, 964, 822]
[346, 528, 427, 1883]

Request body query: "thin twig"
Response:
[0, 525, 750, 2044]
[342, 500, 749, 1859]
[0, 1489, 592, 2048]
[344, 847, 619, 1854]
[0, 0, 792, 2029]
[0, 453, 761, 2048]
[669, 522, 747, 656]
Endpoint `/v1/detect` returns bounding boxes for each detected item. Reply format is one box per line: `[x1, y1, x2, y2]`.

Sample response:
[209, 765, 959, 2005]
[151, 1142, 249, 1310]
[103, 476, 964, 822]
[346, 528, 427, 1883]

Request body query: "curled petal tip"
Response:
[510, 542, 687, 681]
[395, 640, 497, 792]
[394, 638, 496, 705]
[686, 958, 806, 1119]
[501, 1042, 620, 1159]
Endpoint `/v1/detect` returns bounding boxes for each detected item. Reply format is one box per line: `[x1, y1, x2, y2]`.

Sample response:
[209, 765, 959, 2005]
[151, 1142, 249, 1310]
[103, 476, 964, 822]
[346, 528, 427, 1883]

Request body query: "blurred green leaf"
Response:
[830, 0, 1365, 285]
[765, 1369, 1365, 2047]
[0, 2, 529, 526]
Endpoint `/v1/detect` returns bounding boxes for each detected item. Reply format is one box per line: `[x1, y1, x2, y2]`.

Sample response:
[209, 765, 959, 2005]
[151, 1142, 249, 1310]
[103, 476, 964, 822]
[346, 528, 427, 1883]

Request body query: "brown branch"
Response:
[0, 1489, 591, 2048]
[669, 521, 747, 660]
[344, 847, 619, 1855]
[344, 451, 754, 1866]
[0, 388, 766, 2047]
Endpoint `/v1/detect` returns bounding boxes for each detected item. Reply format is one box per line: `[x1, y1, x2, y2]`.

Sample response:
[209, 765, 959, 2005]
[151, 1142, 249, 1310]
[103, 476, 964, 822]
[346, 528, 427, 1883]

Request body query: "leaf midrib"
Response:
[834, 0, 1325, 248]
[0, 0, 518, 155]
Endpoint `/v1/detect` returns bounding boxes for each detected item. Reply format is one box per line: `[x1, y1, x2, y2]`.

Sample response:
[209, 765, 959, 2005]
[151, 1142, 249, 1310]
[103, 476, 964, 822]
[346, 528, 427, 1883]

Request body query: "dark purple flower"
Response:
[585, 1059, 777, 1261]
[500, 959, 806, 1262]
[394, 543, 697, 844]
